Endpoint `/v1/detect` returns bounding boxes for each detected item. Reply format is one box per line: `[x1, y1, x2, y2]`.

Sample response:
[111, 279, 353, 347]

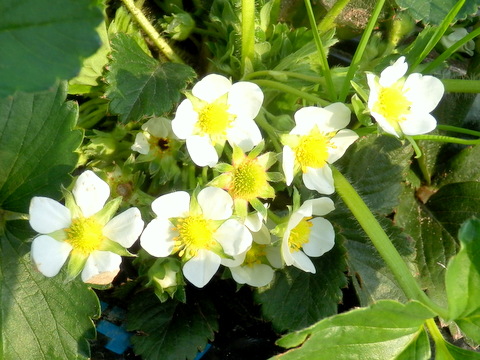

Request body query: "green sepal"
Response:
[292, 187, 301, 212]
[189, 187, 201, 216]
[93, 196, 122, 225]
[208, 173, 231, 189]
[234, 198, 248, 219]
[247, 141, 265, 159]
[350, 80, 369, 103]
[48, 229, 68, 242]
[250, 198, 268, 219]
[266, 171, 284, 182]
[280, 133, 300, 148]
[214, 162, 234, 173]
[65, 251, 89, 282]
[257, 151, 277, 170]
[63, 189, 82, 219]
[351, 93, 373, 127]
[99, 238, 134, 257]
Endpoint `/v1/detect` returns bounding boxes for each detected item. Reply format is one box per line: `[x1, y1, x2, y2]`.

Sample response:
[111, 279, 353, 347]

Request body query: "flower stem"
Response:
[437, 124, 480, 137]
[410, 134, 480, 145]
[241, 0, 256, 76]
[244, 70, 323, 83]
[442, 79, 480, 93]
[332, 166, 448, 318]
[317, 0, 351, 34]
[304, 0, 336, 101]
[120, 0, 185, 64]
[256, 110, 283, 153]
[251, 79, 331, 106]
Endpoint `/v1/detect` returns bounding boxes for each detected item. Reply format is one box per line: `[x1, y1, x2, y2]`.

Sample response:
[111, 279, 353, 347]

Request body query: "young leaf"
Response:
[395, 0, 479, 25]
[255, 240, 347, 332]
[127, 292, 218, 360]
[106, 34, 196, 123]
[0, 0, 103, 97]
[275, 300, 434, 360]
[1, 223, 100, 359]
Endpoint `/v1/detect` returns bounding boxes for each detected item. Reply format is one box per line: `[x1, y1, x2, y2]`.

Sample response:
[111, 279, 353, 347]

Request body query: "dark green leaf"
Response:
[275, 300, 434, 360]
[439, 340, 480, 359]
[395, 0, 479, 25]
[127, 292, 218, 360]
[0, 222, 99, 360]
[106, 34, 196, 123]
[255, 241, 347, 332]
[0, 82, 83, 213]
[0, 0, 102, 97]
[436, 144, 480, 187]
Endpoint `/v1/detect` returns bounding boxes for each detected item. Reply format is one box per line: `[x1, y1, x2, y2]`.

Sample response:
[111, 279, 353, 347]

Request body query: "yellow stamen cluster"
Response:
[173, 215, 216, 258]
[294, 127, 332, 172]
[231, 159, 268, 201]
[243, 242, 267, 267]
[374, 84, 412, 126]
[288, 217, 313, 252]
[197, 102, 234, 136]
[65, 217, 104, 255]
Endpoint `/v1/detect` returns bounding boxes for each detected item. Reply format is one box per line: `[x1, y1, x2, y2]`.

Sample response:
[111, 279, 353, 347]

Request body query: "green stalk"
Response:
[244, 70, 323, 83]
[410, 134, 480, 145]
[338, 0, 386, 102]
[423, 26, 480, 74]
[241, 0, 256, 76]
[120, 0, 184, 63]
[304, 0, 336, 101]
[442, 79, 480, 93]
[437, 124, 480, 137]
[251, 79, 331, 106]
[317, 0, 351, 34]
[332, 166, 448, 318]
[425, 318, 452, 357]
[256, 110, 283, 153]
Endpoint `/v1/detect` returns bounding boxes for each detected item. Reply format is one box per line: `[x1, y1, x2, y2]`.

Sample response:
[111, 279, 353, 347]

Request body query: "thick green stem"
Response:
[442, 79, 480, 93]
[241, 0, 256, 76]
[437, 124, 480, 137]
[411, 134, 480, 145]
[332, 166, 448, 318]
[425, 318, 452, 357]
[120, 0, 184, 63]
[244, 70, 323, 83]
[304, 0, 336, 101]
[317, 0, 351, 34]
[251, 79, 330, 106]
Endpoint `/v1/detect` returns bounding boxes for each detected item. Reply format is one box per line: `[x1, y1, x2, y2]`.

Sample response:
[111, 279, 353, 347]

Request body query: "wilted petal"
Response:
[103, 207, 144, 248]
[73, 170, 110, 217]
[227, 117, 262, 152]
[231, 264, 274, 287]
[227, 81, 264, 119]
[131, 133, 150, 155]
[282, 146, 296, 186]
[328, 129, 359, 163]
[31, 235, 72, 277]
[192, 74, 232, 102]
[81, 251, 122, 284]
[291, 250, 316, 273]
[172, 99, 198, 139]
[302, 217, 335, 257]
[215, 219, 252, 256]
[400, 113, 437, 136]
[198, 187, 233, 220]
[29, 197, 71, 234]
[140, 218, 176, 257]
[303, 166, 334, 195]
[152, 191, 190, 219]
[182, 249, 221, 288]
[186, 135, 219, 167]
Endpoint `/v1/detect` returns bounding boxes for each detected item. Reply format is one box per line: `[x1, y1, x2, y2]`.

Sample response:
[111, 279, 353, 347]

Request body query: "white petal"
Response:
[302, 217, 335, 257]
[282, 146, 296, 186]
[266, 245, 283, 268]
[192, 74, 232, 102]
[73, 170, 110, 217]
[131, 133, 150, 154]
[293, 107, 325, 134]
[231, 264, 274, 287]
[379, 57, 408, 87]
[186, 135, 219, 167]
[31, 235, 72, 277]
[151, 191, 190, 219]
[301, 197, 335, 217]
[227, 81, 264, 119]
[371, 112, 401, 137]
[215, 219, 252, 256]
[251, 224, 271, 245]
[291, 250, 316, 273]
[198, 187, 233, 220]
[400, 112, 437, 136]
[245, 211, 263, 232]
[366, 73, 380, 110]
[140, 219, 176, 257]
[328, 129, 359, 163]
[221, 251, 247, 267]
[226, 117, 262, 152]
[302, 166, 335, 195]
[142, 117, 170, 138]
[81, 251, 121, 284]
[318, 103, 352, 131]
[172, 99, 198, 139]
[103, 207, 144, 248]
[29, 197, 71, 234]
[281, 231, 295, 266]
[404, 74, 444, 113]
[182, 249, 221, 288]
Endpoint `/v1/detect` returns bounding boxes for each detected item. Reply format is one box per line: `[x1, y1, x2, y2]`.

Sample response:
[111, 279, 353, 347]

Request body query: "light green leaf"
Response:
[0, 0, 103, 97]
[105, 33, 196, 123]
[127, 292, 218, 360]
[1, 223, 99, 360]
[274, 300, 434, 360]
[437, 341, 480, 359]
[255, 240, 347, 332]
[395, 0, 479, 25]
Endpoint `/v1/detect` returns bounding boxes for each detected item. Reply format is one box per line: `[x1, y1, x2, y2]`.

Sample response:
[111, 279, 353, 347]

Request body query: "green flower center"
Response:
[294, 127, 332, 171]
[288, 217, 312, 252]
[244, 242, 267, 267]
[232, 160, 268, 201]
[65, 217, 103, 255]
[374, 84, 412, 127]
[197, 101, 234, 137]
[174, 215, 216, 258]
